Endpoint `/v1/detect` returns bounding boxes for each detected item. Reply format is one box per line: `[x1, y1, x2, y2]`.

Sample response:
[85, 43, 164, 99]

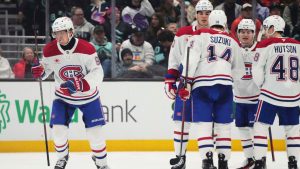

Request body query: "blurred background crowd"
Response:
[0, 0, 298, 79]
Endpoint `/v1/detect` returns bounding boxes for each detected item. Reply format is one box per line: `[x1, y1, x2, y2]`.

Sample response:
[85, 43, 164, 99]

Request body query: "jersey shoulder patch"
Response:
[43, 40, 62, 58]
[74, 39, 96, 55]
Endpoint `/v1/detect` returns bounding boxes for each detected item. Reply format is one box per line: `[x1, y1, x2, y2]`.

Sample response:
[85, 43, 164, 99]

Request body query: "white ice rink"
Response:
[0, 151, 298, 169]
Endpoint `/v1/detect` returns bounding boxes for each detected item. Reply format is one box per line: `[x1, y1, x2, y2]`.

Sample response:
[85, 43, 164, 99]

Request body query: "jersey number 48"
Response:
[271, 55, 299, 81]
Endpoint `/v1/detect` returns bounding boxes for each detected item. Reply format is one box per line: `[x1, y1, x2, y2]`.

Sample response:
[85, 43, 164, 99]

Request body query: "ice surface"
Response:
[0, 151, 298, 169]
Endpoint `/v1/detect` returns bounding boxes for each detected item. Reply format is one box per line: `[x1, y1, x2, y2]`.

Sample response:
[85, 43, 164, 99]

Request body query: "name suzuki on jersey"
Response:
[274, 45, 297, 53]
[210, 36, 231, 46]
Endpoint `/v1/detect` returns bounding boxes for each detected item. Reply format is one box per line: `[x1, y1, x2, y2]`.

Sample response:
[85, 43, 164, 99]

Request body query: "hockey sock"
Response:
[195, 122, 214, 159]
[253, 122, 269, 160]
[86, 126, 108, 166]
[215, 123, 231, 160]
[285, 125, 300, 160]
[238, 127, 254, 159]
[174, 121, 191, 156]
[52, 125, 69, 159]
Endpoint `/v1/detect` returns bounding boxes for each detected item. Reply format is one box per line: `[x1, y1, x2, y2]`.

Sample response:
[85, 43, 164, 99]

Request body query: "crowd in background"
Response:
[0, 0, 299, 79]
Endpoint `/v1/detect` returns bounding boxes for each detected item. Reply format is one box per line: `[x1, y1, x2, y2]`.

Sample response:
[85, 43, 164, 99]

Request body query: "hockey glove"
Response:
[31, 61, 45, 79]
[60, 77, 90, 95]
[178, 83, 191, 101]
[164, 69, 180, 100]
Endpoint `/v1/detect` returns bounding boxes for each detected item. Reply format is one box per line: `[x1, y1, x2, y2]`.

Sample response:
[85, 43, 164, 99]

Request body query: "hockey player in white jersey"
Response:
[164, 1, 213, 169]
[234, 19, 260, 169]
[252, 15, 300, 169]
[31, 17, 110, 169]
[178, 10, 245, 169]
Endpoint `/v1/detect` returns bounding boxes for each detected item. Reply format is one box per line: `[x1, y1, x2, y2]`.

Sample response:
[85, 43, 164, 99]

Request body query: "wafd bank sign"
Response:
[0, 81, 176, 141]
[0, 81, 286, 150]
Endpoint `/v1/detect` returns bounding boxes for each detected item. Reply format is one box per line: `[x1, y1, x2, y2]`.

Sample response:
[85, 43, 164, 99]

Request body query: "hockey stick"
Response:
[178, 46, 190, 162]
[268, 127, 275, 162]
[33, 6, 50, 166]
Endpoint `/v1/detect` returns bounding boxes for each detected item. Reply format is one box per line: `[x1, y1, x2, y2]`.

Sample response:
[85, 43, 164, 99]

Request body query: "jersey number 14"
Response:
[207, 45, 232, 62]
[271, 55, 299, 81]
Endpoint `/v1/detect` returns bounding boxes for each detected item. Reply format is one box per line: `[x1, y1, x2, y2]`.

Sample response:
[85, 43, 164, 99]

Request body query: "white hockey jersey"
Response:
[41, 38, 104, 105]
[168, 25, 196, 75]
[252, 37, 300, 107]
[234, 42, 260, 104]
[182, 28, 245, 90]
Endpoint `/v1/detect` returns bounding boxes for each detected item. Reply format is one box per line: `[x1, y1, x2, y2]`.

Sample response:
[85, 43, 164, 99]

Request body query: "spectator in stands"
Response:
[215, 0, 242, 30]
[283, 0, 300, 39]
[122, 0, 155, 30]
[116, 48, 135, 76]
[119, 27, 155, 66]
[19, 0, 45, 36]
[166, 22, 178, 35]
[49, 0, 67, 29]
[256, 0, 270, 22]
[0, 48, 14, 79]
[231, 3, 262, 38]
[260, 0, 280, 7]
[155, 30, 175, 67]
[90, 25, 112, 78]
[71, 6, 95, 41]
[146, 13, 165, 46]
[157, 0, 181, 25]
[84, 0, 110, 26]
[13, 47, 35, 79]
[64, 0, 90, 13]
[186, 0, 199, 25]
[103, 7, 132, 46]
[149, 0, 161, 10]
[269, 3, 283, 16]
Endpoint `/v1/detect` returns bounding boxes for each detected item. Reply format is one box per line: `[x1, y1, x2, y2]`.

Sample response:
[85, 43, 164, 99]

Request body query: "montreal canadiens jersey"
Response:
[167, 25, 196, 75]
[234, 42, 260, 104]
[252, 37, 300, 107]
[182, 28, 245, 90]
[41, 38, 104, 105]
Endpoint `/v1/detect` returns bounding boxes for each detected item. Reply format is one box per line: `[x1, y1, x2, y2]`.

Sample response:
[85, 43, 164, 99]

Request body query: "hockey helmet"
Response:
[238, 19, 256, 33]
[195, 0, 213, 12]
[52, 17, 74, 37]
[208, 10, 227, 28]
[263, 15, 285, 33]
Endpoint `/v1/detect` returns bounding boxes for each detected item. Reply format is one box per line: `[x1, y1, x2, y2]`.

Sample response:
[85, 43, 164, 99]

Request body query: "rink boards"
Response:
[0, 81, 288, 152]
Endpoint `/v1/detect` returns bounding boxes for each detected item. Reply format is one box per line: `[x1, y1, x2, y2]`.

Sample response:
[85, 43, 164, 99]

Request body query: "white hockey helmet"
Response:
[52, 17, 74, 36]
[263, 15, 285, 32]
[238, 19, 256, 33]
[195, 0, 213, 12]
[208, 10, 227, 28]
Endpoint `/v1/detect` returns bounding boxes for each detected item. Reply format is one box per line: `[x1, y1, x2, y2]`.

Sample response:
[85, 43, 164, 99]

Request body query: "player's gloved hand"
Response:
[31, 58, 44, 79]
[60, 77, 90, 95]
[178, 83, 191, 101]
[164, 69, 180, 100]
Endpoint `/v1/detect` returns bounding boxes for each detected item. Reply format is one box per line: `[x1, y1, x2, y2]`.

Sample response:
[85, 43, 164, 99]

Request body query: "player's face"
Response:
[196, 11, 211, 28]
[238, 29, 254, 46]
[54, 30, 70, 46]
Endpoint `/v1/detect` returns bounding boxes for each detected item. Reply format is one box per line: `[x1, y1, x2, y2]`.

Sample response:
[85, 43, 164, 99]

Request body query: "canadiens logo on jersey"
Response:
[59, 65, 84, 81]
[242, 62, 252, 80]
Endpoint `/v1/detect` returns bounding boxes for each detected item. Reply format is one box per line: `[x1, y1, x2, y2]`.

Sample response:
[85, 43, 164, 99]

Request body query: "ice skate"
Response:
[171, 156, 186, 169]
[253, 157, 266, 169]
[202, 152, 216, 169]
[54, 155, 69, 169]
[92, 155, 111, 169]
[288, 156, 298, 169]
[237, 158, 254, 169]
[218, 153, 228, 169]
